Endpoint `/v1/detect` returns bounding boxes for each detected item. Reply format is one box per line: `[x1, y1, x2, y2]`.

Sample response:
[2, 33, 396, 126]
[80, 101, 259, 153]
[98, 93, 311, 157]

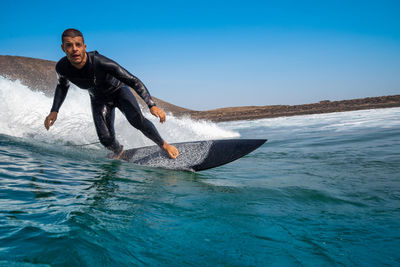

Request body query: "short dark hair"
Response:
[62, 28, 84, 43]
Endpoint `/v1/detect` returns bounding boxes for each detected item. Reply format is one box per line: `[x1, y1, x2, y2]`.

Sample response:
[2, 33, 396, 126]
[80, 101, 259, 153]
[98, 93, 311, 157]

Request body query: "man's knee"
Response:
[127, 113, 145, 129]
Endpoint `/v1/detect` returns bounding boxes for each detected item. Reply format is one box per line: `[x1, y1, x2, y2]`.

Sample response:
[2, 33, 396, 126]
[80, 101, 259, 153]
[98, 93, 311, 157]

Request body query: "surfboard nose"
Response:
[230, 139, 267, 155]
[225, 138, 267, 157]
[192, 139, 267, 171]
[247, 139, 268, 148]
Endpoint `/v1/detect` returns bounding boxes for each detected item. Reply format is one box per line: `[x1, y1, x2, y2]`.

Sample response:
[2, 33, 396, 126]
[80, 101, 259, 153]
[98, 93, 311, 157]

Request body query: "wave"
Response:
[0, 77, 239, 149]
[220, 106, 400, 132]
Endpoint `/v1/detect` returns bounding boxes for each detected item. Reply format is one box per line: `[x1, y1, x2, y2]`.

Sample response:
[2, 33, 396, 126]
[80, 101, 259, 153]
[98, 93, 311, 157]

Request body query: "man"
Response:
[44, 28, 179, 159]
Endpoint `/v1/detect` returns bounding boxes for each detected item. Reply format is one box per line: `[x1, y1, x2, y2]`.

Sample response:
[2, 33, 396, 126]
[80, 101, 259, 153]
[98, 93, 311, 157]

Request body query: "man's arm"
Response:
[44, 72, 70, 130]
[51, 73, 70, 113]
[96, 54, 156, 108]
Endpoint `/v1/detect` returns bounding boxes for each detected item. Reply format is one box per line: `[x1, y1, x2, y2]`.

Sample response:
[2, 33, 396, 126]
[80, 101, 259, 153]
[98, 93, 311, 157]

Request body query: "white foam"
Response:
[0, 77, 239, 149]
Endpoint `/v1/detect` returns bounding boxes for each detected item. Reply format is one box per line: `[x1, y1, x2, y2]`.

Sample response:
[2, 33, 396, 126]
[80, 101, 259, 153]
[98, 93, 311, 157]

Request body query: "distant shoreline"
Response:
[1, 54, 399, 122]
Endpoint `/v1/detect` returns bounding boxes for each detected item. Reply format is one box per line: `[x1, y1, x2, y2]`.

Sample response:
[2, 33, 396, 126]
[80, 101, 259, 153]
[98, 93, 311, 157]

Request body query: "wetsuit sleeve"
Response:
[97, 54, 156, 108]
[50, 72, 70, 112]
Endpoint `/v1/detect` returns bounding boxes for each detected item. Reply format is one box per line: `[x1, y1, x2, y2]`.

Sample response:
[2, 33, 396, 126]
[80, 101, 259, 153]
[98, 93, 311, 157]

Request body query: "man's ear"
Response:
[61, 44, 65, 52]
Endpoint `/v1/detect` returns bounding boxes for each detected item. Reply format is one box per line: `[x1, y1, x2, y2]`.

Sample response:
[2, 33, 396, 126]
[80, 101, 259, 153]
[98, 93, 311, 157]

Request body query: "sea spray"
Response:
[0, 77, 239, 149]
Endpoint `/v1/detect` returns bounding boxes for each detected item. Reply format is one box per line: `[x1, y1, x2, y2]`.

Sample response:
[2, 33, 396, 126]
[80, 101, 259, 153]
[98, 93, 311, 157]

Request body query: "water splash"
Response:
[0, 77, 239, 149]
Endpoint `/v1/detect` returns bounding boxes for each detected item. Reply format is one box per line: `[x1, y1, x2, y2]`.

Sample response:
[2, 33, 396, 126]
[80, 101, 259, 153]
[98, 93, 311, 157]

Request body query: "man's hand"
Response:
[44, 111, 58, 130]
[150, 106, 166, 123]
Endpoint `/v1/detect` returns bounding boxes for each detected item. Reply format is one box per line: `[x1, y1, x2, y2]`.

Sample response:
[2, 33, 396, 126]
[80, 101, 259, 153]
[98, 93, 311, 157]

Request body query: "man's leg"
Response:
[91, 98, 123, 157]
[115, 87, 178, 158]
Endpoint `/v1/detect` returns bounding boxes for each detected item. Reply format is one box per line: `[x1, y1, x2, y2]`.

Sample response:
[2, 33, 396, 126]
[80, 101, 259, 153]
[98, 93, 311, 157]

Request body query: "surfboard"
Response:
[118, 139, 267, 171]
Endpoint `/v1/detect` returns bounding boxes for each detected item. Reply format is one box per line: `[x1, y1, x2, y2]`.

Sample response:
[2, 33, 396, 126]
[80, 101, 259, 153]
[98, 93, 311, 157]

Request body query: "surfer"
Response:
[44, 28, 179, 159]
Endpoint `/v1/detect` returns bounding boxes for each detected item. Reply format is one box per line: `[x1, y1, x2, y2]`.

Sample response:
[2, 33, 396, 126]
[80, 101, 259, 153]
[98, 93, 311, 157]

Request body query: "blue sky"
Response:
[1, 0, 399, 110]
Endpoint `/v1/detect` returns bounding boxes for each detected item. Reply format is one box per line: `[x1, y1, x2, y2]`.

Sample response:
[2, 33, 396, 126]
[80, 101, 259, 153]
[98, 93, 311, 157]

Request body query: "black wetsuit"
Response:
[50, 51, 164, 154]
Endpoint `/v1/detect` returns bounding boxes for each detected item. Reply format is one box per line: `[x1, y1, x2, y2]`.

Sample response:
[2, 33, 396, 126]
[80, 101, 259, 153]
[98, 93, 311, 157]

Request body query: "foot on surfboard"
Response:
[162, 142, 179, 159]
[107, 148, 125, 160]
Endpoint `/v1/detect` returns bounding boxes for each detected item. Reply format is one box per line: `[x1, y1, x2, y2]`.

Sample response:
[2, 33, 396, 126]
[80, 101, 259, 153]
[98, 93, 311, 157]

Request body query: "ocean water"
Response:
[0, 77, 399, 266]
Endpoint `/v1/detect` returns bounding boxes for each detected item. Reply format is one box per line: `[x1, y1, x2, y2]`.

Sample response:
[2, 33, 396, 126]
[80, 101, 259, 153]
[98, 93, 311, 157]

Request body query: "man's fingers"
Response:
[44, 117, 50, 130]
[155, 110, 165, 123]
[150, 107, 166, 123]
[44, 113, 57, 130]
[159, 112, 166, 123]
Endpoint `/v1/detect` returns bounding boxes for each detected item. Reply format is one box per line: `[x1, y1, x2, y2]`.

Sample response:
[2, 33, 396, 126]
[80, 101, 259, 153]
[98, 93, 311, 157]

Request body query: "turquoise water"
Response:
[0, 78, 400, 266]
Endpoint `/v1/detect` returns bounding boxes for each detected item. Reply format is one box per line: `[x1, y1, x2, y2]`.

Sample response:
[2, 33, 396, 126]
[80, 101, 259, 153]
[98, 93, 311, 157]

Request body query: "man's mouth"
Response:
[72, 54, 80, 59]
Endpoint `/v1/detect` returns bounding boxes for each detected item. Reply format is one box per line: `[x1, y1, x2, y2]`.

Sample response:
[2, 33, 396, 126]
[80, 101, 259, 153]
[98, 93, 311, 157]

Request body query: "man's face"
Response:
[61, 36, 87, 67]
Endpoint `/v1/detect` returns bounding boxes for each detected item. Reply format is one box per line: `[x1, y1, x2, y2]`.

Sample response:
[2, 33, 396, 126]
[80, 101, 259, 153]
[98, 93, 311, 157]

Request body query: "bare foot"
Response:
[112, 148, 124, 160]
[162, 142, 179, 159]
